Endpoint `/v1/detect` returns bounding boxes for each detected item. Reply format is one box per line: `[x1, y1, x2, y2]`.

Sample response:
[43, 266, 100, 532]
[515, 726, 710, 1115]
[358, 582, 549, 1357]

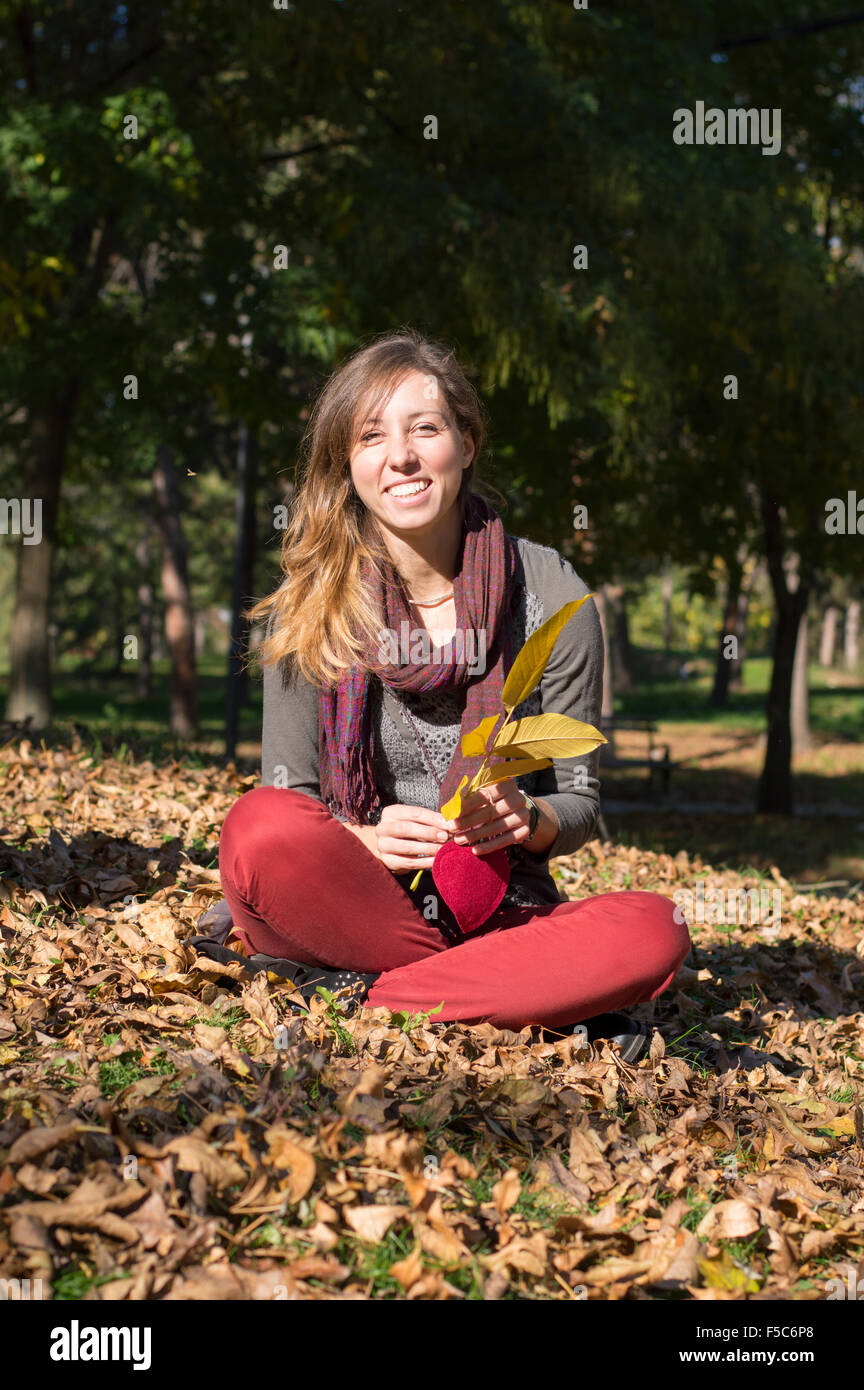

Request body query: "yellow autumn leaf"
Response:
[441, 774, 470, 821]
[698, 1248, 762, 1292]
[767, 1090, 826, 1115]
[501, 595, 594, 711]
[461, 714, 501, 756]
[818, 1112, 857, 1137]
[472, 756, 553, 789]
[264, 1125, 317, 1202]
[490, 713, 606, 760]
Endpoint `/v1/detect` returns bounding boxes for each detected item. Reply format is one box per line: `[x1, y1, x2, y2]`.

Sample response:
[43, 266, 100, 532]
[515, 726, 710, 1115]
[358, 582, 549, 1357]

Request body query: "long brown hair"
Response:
[247, 328, 506, 689]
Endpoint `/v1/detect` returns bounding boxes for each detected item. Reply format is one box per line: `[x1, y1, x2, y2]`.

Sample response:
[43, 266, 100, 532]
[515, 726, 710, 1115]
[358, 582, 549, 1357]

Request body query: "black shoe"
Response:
[188, 904, 379, 1015]
[251, 956, 380, 1016]
[193, 941, 379, 1016]
[574, 1012, 650, 1063]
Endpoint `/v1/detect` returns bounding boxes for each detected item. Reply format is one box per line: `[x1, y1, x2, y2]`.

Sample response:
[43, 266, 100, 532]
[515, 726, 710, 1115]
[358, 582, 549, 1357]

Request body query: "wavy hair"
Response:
[247, 328, 505, 689]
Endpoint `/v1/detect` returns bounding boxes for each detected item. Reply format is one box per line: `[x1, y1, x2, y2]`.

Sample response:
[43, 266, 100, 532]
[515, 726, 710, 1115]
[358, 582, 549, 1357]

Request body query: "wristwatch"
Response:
[522, 792, 540, 843]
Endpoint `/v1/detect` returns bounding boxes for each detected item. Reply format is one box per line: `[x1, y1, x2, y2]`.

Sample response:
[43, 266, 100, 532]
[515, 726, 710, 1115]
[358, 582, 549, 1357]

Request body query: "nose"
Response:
[384, 426, 421, 469]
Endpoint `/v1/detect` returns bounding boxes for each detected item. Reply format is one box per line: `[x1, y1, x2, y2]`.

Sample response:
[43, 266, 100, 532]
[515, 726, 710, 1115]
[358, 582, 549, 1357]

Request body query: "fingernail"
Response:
[437, 831, 447, 841]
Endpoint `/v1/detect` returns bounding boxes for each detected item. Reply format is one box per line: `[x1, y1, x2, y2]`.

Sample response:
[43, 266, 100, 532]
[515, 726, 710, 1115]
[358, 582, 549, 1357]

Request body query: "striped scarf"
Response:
[318, 492, 521, 824]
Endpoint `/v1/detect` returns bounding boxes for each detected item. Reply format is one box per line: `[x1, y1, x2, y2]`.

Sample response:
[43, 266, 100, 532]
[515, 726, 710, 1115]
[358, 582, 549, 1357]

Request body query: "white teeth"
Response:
[387, 480, 430, 497]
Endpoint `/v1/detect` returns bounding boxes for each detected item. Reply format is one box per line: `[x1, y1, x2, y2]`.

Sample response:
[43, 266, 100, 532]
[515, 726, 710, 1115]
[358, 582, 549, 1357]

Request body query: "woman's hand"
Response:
[445, 781, 556, 855]
[374, 803, 451, 875]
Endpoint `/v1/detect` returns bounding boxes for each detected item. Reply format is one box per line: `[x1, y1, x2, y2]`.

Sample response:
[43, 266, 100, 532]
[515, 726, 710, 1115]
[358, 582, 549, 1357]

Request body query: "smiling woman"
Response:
[195, 329, 690, 1050]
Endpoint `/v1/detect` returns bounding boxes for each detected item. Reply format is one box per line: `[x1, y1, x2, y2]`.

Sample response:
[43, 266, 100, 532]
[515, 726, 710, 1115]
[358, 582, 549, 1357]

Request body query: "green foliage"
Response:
[2, 0, 864, 798]
[98, 1047, 176, 1098]
[388, 1002, 446, 1035]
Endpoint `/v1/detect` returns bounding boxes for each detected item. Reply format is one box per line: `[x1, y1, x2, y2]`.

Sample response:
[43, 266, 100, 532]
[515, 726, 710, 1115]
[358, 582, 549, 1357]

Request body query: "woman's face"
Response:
[348, 369, 473, 539]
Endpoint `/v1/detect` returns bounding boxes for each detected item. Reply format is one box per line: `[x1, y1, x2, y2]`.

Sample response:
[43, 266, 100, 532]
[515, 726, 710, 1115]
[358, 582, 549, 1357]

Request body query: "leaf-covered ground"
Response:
[1, 733, 863, 1301]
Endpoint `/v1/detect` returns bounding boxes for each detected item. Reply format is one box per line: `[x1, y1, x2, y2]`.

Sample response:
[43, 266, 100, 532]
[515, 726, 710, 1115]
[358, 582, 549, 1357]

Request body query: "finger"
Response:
[469, 830, 516, 855]
[453, 810, 524, 846]
[383, 820, 450, 845]
[385, 809, 448, 832]
[396, 853, 437, 871]
[469, 821, 532, 854]
[452, 793, 523, 836]
[380, 836, 440, 859]
[390, 856, 437, 875]
[454, 782, 523, 826]
[459, 782, 501, 809]
[380, 837, 448, 868]
[447, 789, 499, 829]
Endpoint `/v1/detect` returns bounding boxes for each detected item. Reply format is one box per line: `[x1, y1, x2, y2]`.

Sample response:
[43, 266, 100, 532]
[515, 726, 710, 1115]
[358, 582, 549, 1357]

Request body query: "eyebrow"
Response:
[361, 410, 447, 426]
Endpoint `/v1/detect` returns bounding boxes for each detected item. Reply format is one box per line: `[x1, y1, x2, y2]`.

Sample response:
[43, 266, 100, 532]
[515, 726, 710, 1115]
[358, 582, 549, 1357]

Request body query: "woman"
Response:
[195, 330, 690, 1058]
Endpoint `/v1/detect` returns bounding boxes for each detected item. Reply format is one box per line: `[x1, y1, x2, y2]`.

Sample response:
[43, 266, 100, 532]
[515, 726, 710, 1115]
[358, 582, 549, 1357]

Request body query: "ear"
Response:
[461, 431, 475, 466]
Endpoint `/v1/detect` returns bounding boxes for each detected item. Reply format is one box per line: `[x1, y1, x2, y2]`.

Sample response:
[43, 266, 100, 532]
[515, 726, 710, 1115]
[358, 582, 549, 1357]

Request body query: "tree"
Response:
[152, 444, 197, 738]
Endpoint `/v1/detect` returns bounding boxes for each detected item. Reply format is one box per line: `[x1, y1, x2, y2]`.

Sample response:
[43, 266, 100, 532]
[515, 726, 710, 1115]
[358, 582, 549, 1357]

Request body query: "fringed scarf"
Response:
[318, 492, 521, 824]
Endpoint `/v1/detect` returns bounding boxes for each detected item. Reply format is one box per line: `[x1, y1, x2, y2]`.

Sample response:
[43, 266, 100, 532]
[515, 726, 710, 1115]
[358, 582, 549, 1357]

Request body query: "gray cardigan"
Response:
[260, 534, 604, 915]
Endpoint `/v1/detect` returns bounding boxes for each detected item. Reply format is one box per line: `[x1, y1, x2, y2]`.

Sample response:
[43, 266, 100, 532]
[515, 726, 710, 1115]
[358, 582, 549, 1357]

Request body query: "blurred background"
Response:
[2, 0, 863, 884]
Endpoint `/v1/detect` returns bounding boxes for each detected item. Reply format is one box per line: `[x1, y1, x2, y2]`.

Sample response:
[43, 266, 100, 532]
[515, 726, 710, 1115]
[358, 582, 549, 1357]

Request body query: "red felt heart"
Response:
[431, 840, 511, 934]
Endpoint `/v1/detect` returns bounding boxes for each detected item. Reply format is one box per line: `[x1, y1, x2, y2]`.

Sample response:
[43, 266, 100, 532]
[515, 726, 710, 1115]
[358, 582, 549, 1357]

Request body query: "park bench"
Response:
[599, 715, 674, 796]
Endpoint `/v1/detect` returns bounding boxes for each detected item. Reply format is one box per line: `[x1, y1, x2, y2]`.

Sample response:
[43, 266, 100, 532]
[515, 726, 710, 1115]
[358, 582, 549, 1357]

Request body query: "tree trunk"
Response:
[152, 443, 198, 739]
[5, 390, 78, 727]
[729, 558, 762, 692]
[603, 582, 634, 692]
[710, 557, 743, 707]
[845, 598, 860, 670]
[661, 565, 673, 652]
[135, 504, 154, 699]
[756, 496, 809, 814]
[594, 588, 615, 759]
[757, 588, 808, 812]
[818, 604, 839, 668]
[791, 608, 812, 754]
[111, 584, 127, 675]
[225, 422, 258, 760]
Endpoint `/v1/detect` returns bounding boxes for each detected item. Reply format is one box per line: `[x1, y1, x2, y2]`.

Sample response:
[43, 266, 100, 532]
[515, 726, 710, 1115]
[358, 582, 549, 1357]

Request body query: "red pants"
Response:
[218, 786, 691, 1032]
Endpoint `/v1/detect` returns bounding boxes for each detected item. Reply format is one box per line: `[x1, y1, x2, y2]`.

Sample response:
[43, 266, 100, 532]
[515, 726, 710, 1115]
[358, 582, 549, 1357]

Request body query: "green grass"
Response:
[613, 654, 864, 740]
[98, 1048, 176, 1098]
[0, 659, 262, 767]
[829, 1084, 855, 1104]
[3, 650, 862, 764]
[52, 1267, 132, 1300]
[198, 1006, 245, 1031]
[326, 1223, 501, 1300]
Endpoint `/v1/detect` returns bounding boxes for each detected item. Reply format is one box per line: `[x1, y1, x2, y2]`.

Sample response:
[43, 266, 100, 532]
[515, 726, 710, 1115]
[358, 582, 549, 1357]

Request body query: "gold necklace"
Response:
[408, 590, 454, 608]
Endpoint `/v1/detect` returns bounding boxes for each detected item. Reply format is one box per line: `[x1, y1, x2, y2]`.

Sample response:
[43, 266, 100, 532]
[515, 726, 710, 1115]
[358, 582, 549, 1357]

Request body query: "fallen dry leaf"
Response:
[0, 735, 861, 1303]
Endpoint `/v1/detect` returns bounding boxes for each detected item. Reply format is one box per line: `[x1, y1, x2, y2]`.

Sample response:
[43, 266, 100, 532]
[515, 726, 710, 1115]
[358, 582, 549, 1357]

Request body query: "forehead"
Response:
[356, 373, 449, 425]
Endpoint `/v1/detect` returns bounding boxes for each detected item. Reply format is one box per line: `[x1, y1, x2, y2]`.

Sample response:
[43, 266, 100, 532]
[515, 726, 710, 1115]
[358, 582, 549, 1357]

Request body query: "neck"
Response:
[379, 501, 464, 602]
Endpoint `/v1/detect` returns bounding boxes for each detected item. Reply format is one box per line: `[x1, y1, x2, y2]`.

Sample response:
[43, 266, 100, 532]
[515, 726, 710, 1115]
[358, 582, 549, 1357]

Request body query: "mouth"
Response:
[384, 479, 433, 502]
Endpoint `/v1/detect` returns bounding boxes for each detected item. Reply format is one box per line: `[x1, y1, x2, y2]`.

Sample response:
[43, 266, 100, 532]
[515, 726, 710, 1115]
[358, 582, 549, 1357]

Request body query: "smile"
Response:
[385, 480, 432, 499]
